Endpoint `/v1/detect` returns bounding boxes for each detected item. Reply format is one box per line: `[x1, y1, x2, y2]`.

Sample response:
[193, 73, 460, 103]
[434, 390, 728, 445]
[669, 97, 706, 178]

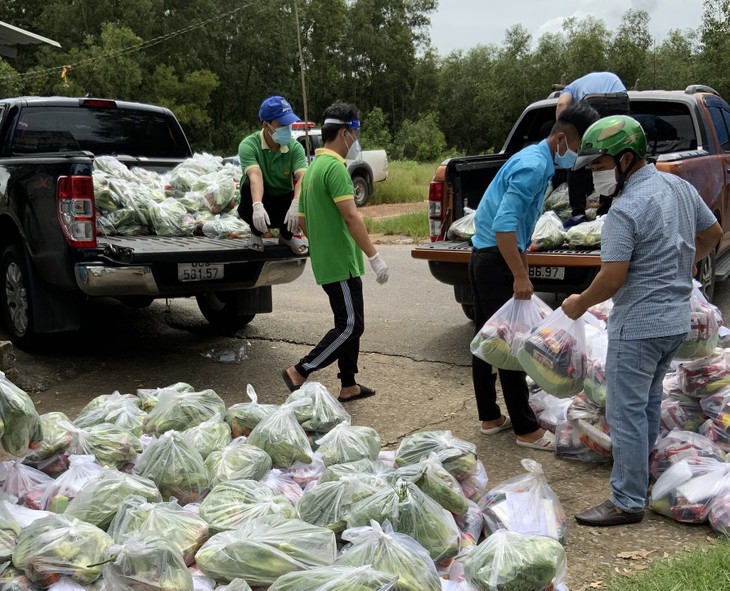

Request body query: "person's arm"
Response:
[695, 222, 722, 264]
[246, 166, 265, 203]
[496, 232, 532, 299]
[555, 92, 573, 118]
[298, 214, 307, 237]
[336, 199, 377, 257]
[292, 168, 306, 201]
[562, 261, 630, 319]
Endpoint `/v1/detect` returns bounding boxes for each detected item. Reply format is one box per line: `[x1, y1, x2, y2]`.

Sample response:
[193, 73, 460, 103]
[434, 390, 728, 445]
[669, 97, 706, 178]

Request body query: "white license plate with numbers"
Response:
[528, 266, 565, 280]
[177, 262, 224, 282]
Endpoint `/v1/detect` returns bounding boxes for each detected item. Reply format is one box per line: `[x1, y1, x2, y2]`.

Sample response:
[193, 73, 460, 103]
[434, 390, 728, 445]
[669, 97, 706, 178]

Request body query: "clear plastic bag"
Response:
[470, 296, 553, 371]
[64, 468, 162, 530]
[191, 171, 237, 214]
[103, 533, 194, 591]
[517, 309, 590, 398]
[462, 529, 566, 591]
[262, 468, 305, 505]
[199, 479, 294, 534]
[320, 458, 396, 484]
[0, 460, 53, 509]
[248, 400, 314, 468]
[136, 381, 194, 412]
[12, 513, 112, 587]
[142, 388, 226, 435]
[216, 579, 254, 591]
[528, 390, 571, 434]
[676, 350, 730, 398]
[65, 421, 142, 469]
[73, 391, 145, 436]
[225, 384, 278, 437]
[269, 565, 398, 591]
[699, 417, 730, 451]
[108, 495, 209, 565]
[659, 394, 706, 434]
[285, 452, 326, 488]
[0, 500, 20, 563]
[700, 387, 730, 421]
[201, 214, 251, 239]
[527, 211, 566, 252]
[586, 298, 613, 323]
[565, 217, 604, 248]
[315, 422, 381, 467]
[346, 480, 460, 563]
[459, 459, 490, 502]
[456, 500, 484, 555]
[2, 499, 51, 528]
[133, 430, 210, 505]
[195, 514, 337, 586]
[649, 430, 725, 480]
[297, 475, 386, 535]
[555, 418, 610, 464]
[286, 382, 351, 433]
[205, 436, 272, 487]
[180, 413, 231, 459]
[447, 209, 476, 241]
[708, 493, 730, 537]
[148, 197, 193, 237]
[395, 430, 478, 481]
[675, 282, 723, 360]
[479, 458, 567, 543]
[583, 323, 608, 407]
[23, 411, 73, 469]
[0, 371, 43, 459]
[39, 454, 102, 513]
[543, 182, 570, 220]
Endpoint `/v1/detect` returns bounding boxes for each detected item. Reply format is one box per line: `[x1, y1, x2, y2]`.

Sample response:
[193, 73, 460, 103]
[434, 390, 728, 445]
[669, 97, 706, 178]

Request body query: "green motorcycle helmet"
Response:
[572, 115, 647, 170]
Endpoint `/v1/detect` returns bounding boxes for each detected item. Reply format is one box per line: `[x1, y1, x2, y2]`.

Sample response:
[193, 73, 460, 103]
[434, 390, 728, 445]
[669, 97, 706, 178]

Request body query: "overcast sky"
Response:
[428, 0, 705, 55]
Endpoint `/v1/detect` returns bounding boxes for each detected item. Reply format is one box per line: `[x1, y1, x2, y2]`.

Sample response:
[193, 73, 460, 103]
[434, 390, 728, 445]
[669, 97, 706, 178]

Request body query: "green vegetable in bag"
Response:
[247, 400, 313, 468]
[225, 384, 278, 437]
[0, 372, 43, 458]
[320, 458, 396, 483]
[204, 437, 272, 486]
[268, 565, 398, 591]
[181, 413, 231, 459]
[395, 430, 478, 481]
[286, 382, 351, 433]
[315, 422, 381, 467]
[74, 392, 145, 436]
[142, 388, 226, 435]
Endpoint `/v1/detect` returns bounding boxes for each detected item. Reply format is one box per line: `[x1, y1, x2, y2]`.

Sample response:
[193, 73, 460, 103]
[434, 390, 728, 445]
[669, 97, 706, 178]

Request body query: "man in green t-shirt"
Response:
[237, 95, 309, 254]
[281, 103, 389, 402]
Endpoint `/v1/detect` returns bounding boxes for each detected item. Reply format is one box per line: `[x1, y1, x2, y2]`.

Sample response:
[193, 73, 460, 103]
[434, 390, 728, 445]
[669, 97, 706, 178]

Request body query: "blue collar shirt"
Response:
[471, 140, 555, 252]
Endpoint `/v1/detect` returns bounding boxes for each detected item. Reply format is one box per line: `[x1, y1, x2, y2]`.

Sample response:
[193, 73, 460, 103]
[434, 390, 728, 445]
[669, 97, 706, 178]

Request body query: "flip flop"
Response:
[515, 430, 555, 451]
[249, 235, 264, 252]
[338, 384, 376, 403]
[480, 415, 512, 435]
[281, 369, 301, 393]
[281, 236, 309, 255]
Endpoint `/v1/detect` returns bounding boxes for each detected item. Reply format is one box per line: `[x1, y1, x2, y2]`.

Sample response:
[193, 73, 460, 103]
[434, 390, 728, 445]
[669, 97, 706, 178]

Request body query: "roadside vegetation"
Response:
[368, 160, 436, 206]
[362, 211, 429, 241]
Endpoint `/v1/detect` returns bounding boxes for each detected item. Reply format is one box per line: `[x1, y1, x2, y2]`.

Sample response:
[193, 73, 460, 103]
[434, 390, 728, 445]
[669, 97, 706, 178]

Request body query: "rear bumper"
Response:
[75, 258, 307, 297]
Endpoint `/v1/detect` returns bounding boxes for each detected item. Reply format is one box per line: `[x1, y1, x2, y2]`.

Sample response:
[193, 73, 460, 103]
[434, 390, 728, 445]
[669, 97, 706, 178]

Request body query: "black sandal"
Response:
[339, 384, 376, 402]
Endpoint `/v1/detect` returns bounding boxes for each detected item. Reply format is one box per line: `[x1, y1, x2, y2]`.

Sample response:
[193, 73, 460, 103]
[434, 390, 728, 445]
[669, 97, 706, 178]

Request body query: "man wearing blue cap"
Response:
[237, 95, 309, 254]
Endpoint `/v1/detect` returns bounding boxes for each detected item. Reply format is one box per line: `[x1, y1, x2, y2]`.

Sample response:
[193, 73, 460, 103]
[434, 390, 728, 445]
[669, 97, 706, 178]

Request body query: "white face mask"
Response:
[592, 168, 618, 196]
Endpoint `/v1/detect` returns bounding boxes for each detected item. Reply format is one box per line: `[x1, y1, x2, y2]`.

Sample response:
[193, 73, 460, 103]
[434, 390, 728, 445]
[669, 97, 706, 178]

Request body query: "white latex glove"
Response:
[368, 253, 389, 285]
[252, 202, 270, 234]
[284, 198, 300, 233]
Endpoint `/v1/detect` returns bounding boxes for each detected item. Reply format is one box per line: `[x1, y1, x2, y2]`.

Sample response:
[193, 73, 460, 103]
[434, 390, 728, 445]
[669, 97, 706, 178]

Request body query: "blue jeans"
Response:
[606, 333, 686, 512]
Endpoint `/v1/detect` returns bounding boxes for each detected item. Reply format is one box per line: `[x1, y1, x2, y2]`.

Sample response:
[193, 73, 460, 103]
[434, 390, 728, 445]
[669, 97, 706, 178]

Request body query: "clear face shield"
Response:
[325, 118, 362, 160]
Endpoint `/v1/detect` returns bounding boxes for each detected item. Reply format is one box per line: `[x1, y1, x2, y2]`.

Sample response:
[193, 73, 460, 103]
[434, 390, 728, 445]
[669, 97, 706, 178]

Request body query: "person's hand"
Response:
[252, 202, 270, 234]
[562, 294, 586, 320]
[284, 199, 299, 233]
[513, 275, 533, 300]
[368, 253, 389, 285]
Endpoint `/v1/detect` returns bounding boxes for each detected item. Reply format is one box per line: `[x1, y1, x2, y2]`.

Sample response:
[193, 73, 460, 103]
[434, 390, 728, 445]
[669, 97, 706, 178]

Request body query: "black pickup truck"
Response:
[0, 96, 306, 348]
[412, 86, 730, 319]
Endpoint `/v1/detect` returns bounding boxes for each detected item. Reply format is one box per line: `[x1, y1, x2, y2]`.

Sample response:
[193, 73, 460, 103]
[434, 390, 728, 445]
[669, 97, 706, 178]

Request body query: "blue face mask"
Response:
[270, 124, 292, 146]
[554, 137, 577, 170]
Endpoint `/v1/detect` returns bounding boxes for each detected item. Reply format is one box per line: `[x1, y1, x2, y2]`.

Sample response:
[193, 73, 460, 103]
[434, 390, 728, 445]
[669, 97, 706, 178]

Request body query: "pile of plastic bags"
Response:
[93, 153, 251, 239]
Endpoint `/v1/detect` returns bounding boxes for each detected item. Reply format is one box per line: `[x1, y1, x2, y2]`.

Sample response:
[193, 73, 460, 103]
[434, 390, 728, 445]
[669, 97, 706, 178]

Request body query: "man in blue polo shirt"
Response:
[562, 116, 722, 526]
[470, 103, 599, 451]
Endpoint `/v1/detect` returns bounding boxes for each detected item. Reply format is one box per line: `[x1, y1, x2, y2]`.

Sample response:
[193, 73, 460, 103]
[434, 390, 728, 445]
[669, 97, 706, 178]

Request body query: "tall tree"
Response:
[608, 9, 652, 90]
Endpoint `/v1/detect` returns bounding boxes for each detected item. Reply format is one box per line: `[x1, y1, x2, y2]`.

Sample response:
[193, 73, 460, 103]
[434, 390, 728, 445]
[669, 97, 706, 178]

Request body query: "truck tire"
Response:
[352, 174, 371, 207]
[696, 250, 716, 302]
[0, 244, 39, 348]
[196, 291, 256, 330]
[461, 304, 475, 322]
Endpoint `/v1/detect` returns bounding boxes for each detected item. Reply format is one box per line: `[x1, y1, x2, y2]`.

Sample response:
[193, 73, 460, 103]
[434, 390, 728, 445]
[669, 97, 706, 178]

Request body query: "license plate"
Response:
[528, 266, 565, 280]
[177, 262, 224, 282]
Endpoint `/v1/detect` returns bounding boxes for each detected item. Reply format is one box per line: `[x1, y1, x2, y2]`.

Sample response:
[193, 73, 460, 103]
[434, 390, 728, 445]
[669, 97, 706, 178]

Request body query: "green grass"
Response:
[607, 543, 730, 591]
[362, 211, 430, 240]
[369, 160, 439, 205]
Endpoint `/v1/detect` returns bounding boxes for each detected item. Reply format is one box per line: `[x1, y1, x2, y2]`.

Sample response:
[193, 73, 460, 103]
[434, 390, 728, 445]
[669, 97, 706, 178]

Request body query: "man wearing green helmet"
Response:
[562, 115, 723, 527]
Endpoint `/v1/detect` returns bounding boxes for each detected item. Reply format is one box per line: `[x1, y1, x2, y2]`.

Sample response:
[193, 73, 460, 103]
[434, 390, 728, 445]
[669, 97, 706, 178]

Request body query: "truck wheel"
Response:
[196, 292, 255, 330]
[0, 244, 39, 348]
[352, 175, 371, 207]
[462, 304, 475, 322]
[696, 250, 716, 302]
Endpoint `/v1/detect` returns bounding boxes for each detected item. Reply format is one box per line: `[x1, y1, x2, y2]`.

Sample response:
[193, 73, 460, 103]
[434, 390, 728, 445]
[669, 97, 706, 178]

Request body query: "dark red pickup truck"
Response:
[412, 86, 730, 319]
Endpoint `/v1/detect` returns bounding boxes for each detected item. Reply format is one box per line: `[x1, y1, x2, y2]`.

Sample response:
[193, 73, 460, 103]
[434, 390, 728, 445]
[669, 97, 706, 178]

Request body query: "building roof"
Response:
[0, 21, 60, 58]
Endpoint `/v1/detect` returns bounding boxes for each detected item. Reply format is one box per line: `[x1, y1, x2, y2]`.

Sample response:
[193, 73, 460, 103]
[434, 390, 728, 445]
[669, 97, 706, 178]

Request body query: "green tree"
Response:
[562, 16, 611, 79]
[608, 9, 652, 90]
[650, 29, 699, 90]
[392, 111, 446, 161]
[0, 59, 23, 97]
[699, 0, 730, 97]
[361, 106, 392, 151]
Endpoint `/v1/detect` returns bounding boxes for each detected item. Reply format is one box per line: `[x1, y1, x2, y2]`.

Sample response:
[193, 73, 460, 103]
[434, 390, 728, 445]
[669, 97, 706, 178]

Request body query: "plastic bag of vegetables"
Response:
[133, 430, 210, 504]
[204, 437, 272, 487]
[528, 211, 566, 252]
[543, 182, 570, 220]
[107, 495, 209, 565]
[447, 208, 476, 241]
[0, 461, 53, 509]
[39, 455, 101, 513]
[0, 500, 20, 563]
[269, 565, 398, 591]
[0, 372, 43, 459]
[583, 323, 608, 408]
[199, 479, 294, 534]
[64, 468, 162, 529]
[649, 430, 725, 481]
[347, 480, 460, 562]
[470, 296, 553, 371]
[460, 459, 490, 503]
[479, 459, 567, 543]
[2, 500, 50, 529]
[389, 452, 469, 516]
[286, 382, 351, 433]
[180, 413, 231, 460]
[192, 172, 237, 214]
[148, 197, 193, 237]
[73, 391, 145, 436]
[262, 469, 305, 505]
[142, 388, 226, 435]
[675, 350, 730, 399]
[225, 384, 278, 437]
[103, 532, 193, 591]
[321, 458, 396, 484]
[565, 217, 604, 248]
[201, 214, 251, 240]
[247, 400, 314, 468]
[136, 381, 195, 412]
[336, 520, 441, 591]
[23, 412, 73, 470]
[65, 422, 142, 469]
[195, 514, 337, 586]
[297, 475, 387, 534]
[12, 514, 112, 587]
[215, 579, 253, 591]
[463, 529, 566, 591]
[395, 430, 478, 481]
[315, 422, 381, 467]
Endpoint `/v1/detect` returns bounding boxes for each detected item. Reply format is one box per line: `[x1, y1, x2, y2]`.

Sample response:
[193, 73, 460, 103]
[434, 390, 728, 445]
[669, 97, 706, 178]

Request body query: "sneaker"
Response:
[563, 214, 587, 230]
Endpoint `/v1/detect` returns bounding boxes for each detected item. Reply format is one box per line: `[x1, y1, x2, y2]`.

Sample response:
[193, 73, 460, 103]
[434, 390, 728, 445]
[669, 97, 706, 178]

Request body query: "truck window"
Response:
[630, 101, 697, 155]
[709, 107, 730, 152]
[10, 106, 190, 158]
[504, 106, 556, 154]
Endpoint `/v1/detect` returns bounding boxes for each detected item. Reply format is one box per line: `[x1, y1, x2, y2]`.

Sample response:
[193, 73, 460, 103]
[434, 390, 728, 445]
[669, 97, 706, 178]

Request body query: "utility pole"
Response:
[293, 0, 311, 160]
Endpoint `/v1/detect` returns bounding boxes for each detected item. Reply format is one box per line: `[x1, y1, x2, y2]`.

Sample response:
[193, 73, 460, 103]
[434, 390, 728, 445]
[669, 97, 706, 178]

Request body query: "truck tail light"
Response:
[57, 176, 97, 248]
[428, 180, 445, 242]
